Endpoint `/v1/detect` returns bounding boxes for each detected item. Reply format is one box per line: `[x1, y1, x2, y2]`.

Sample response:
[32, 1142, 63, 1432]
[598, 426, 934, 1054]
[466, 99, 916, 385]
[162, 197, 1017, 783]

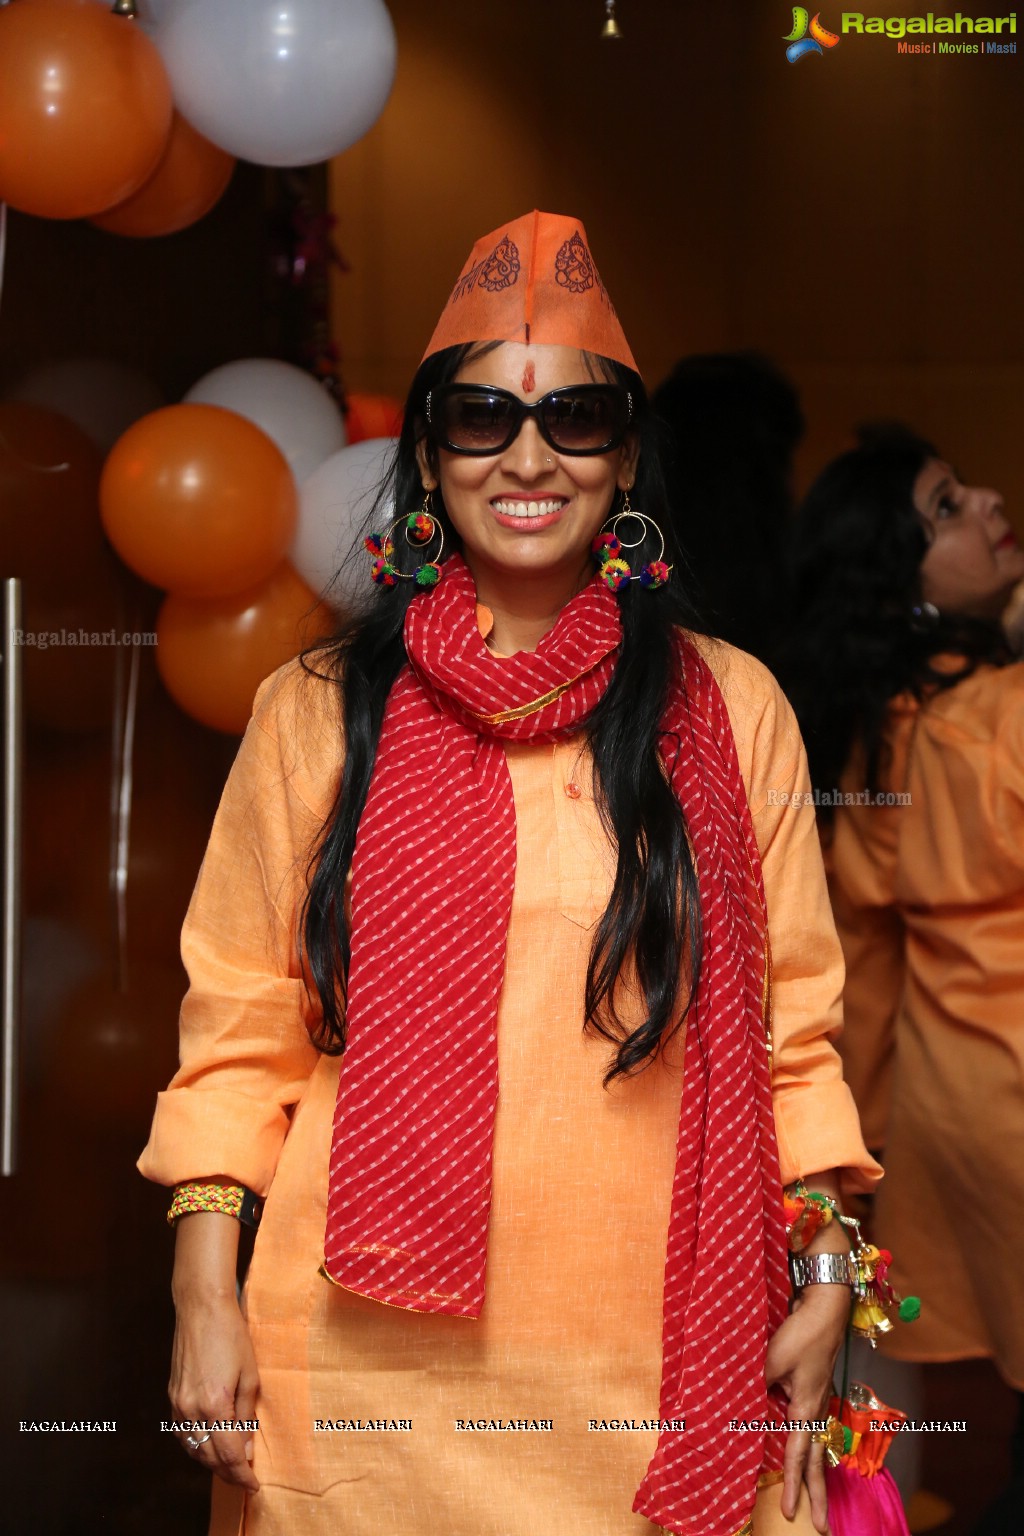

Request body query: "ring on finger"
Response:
[185, 1430, 213, 1452]
[808, 1415, 845, 1468]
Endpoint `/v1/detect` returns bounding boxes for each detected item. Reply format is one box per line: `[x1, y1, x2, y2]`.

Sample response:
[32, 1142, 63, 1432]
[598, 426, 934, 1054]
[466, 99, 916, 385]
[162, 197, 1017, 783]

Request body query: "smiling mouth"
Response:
[490, 497, 567, 520]
[996, 531, 1019, 551]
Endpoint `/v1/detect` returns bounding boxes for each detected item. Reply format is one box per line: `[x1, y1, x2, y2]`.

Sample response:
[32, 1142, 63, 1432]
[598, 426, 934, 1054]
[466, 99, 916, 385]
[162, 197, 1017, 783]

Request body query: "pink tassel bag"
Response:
[825, 1387, 912, 1536]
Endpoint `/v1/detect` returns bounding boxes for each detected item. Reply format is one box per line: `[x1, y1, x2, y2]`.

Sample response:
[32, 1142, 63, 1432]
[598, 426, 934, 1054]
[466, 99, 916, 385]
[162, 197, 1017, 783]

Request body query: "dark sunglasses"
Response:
[425, 383, 633, 457]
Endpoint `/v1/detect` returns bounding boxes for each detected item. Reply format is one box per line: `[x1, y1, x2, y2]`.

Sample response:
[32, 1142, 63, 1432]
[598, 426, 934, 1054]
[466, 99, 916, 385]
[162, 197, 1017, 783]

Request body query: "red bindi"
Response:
[522, 362, 536, 394]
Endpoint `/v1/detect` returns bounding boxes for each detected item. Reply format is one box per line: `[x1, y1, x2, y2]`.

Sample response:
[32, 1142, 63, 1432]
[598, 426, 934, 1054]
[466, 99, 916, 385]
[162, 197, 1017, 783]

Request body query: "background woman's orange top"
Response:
[827, 661, 1024, 1387]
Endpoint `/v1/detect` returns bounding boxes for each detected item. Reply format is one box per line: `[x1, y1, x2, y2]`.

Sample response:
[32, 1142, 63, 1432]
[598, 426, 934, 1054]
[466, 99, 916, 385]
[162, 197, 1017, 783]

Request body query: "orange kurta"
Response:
[139, 637, 879, 1536]
[827, 661, 1024, 1386]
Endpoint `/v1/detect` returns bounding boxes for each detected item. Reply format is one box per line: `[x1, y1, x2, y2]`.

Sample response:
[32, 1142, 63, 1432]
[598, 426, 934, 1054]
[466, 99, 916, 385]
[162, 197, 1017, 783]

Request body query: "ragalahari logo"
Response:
[784, 7, 841, 60]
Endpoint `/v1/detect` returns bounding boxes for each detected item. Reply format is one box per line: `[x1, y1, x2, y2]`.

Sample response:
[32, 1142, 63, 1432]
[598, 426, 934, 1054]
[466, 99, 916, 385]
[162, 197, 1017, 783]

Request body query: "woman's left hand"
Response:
[765, 1283, 850, 1535]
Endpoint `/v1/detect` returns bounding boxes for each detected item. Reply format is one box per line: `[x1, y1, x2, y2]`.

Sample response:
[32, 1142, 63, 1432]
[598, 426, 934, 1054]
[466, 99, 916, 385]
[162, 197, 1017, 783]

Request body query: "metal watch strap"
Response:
[788, 1251, 857, 1288]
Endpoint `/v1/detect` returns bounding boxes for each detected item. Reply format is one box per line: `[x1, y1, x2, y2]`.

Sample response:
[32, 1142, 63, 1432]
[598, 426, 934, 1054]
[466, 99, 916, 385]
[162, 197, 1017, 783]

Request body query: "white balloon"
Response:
[138, 0, 173, 31]
[8, 358, 165, 454]
[292, 436, 397, 609]
[185, 358, 347, 486]
[153, 0, 397, 167]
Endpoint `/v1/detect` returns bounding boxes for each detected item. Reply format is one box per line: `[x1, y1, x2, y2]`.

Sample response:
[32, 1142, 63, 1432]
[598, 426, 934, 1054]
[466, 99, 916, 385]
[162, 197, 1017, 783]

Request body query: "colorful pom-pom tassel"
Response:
[898, 1296, 921, 1322]
[406, 512, 435, 545]
[639, 560, 671, 589]
[414, 562, 441, 588]
[591, 531, 622, 562]
[599, 556, 632, 592]
[785, 1198, 833, 1253]
[370, 558, 398, 587]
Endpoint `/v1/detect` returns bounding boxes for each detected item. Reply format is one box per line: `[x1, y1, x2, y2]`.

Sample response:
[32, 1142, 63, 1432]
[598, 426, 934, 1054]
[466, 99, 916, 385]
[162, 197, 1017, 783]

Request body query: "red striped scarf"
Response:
[322, 554, 790, 1536]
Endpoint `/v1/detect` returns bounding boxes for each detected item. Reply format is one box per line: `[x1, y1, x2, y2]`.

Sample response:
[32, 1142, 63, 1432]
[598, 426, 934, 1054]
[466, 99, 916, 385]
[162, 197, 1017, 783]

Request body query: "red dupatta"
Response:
[322, 555, 790, 1536]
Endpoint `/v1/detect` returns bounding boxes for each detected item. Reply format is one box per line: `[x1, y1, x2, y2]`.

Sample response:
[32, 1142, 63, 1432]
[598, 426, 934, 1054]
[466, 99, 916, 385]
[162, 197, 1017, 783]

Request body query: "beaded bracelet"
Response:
[167, 1181, 263, 1229]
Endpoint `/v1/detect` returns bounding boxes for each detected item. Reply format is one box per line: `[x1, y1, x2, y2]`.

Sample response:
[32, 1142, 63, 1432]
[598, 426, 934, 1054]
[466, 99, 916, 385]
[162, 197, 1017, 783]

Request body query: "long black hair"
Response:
[778, 424, 1009, 813]
[299, 342, 708, 1084]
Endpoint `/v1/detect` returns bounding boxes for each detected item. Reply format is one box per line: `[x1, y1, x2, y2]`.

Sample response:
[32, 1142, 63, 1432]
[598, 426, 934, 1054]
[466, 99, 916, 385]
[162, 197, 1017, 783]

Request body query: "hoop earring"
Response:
[365, 493, 445, 589]
[591, 493, 671, 592]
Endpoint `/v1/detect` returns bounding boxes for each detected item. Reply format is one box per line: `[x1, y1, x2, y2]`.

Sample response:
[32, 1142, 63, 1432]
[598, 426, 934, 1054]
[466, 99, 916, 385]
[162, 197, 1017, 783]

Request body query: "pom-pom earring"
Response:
[591, 493, 671, 591]
[365, 493, 445, 588]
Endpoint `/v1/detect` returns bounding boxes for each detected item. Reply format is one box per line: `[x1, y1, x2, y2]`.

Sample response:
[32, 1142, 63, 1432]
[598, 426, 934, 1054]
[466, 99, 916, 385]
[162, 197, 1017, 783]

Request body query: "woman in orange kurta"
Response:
[782, 424, 1024, 1520]
[140, 213, 878, 1536]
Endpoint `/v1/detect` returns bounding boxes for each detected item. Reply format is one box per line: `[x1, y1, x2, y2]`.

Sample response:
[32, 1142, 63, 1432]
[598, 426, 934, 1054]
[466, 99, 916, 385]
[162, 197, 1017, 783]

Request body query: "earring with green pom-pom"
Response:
[365, 494, 445, 590]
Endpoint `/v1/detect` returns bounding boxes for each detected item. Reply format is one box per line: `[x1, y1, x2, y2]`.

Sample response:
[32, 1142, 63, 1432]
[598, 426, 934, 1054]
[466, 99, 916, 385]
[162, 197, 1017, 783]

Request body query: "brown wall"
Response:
[0, 163, 270, 400]
[329, 0, 1024, 514]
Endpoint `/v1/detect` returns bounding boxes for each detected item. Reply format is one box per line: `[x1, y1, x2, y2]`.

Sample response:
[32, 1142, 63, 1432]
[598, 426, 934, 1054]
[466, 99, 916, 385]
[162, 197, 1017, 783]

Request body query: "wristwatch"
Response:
[788, 1251, 857, 1289]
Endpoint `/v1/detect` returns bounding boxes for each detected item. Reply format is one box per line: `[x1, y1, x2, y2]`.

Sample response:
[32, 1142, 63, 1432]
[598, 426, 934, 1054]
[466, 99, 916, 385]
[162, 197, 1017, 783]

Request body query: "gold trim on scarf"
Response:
[762, 929, 774, 1067]
[653, 1522, 754, 1536]
[465, 676, 578, 725]
[317, 1263, 475, 1314]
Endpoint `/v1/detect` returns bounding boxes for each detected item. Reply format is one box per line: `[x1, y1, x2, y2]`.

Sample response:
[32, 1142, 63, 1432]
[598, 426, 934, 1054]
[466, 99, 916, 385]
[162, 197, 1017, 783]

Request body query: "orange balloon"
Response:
[90, 111, 236, 239]
[0, 401, 107, 593]
[156, 562, 336, 734]
[345, 393, 404, 444]
[0, 0, 172, 221]
[100, 404, 298, 597]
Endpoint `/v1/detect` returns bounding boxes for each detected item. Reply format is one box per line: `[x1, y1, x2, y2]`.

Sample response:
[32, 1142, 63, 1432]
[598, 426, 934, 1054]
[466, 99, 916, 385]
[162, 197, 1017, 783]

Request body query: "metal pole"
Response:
[2, 577, 23, 1175]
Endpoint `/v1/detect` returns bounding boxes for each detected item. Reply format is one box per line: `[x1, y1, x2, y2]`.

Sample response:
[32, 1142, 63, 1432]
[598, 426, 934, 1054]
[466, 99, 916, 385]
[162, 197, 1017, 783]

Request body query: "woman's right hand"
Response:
[169, 1209, 261, 1492]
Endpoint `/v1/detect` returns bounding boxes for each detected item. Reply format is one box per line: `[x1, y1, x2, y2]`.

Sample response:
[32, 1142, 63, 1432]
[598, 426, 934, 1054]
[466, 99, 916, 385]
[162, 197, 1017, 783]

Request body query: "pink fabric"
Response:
[322, 554, 790, 1536]
[825, 1466, 912, 1536]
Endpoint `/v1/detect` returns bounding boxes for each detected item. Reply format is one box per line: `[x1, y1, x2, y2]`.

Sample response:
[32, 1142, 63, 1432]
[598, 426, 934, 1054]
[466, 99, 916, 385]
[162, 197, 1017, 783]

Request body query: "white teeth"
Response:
[492, 499, 563, 518]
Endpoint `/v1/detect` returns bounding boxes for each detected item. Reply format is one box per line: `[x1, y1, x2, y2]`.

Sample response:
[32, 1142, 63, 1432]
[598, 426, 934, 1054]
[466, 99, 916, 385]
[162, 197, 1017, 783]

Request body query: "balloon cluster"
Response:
[100, 360, 404, 733]
[0, 0, 397, 234]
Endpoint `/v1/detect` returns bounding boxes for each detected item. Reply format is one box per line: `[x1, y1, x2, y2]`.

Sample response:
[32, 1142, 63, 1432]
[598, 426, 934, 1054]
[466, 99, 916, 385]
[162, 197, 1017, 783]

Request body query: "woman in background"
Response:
[781, 424, 1024, 1534]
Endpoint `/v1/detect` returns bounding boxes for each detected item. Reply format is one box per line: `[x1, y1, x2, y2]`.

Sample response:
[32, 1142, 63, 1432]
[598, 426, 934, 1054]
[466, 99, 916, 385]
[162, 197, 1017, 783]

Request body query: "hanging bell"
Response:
[601, 0, 622, 40]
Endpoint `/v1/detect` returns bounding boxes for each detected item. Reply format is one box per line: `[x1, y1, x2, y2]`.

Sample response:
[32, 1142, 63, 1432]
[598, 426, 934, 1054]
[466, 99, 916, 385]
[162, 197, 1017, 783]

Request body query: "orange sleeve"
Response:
[711, 644, 882, 1195]
[823, 705, 917, 1153]
[137, 661, 340, 1195]
[825, 816, 906, 1154]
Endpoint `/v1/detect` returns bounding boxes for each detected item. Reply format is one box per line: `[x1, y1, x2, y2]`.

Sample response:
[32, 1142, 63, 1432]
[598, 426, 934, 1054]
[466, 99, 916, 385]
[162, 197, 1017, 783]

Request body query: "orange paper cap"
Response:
[422, 210, 639, 375]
